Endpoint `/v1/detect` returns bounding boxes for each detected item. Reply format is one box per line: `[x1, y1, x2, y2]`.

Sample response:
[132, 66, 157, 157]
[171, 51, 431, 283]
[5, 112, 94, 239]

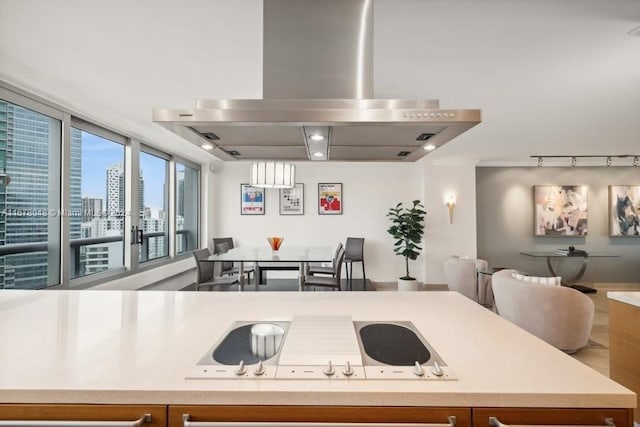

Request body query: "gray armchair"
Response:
[492, 269, 594, 353]
[443, 256, 493, 307]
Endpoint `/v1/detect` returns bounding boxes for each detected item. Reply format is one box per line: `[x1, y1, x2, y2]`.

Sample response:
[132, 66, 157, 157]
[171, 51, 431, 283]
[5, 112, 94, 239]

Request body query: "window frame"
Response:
[67, 118, 128, 286]
[174, 157, 201, 257]
[0, 82, 204, 290]
[0, 86, 64, 289]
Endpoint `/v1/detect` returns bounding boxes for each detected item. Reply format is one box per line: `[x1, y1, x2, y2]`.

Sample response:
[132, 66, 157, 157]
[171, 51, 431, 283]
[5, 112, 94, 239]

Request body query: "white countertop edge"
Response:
[0, 390, 634, 408]
[607, 291, 640, 308]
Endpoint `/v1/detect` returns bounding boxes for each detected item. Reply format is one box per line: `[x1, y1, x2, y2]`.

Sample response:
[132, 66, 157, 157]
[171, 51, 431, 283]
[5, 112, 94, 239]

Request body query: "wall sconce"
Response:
[446, 195, 456, 224]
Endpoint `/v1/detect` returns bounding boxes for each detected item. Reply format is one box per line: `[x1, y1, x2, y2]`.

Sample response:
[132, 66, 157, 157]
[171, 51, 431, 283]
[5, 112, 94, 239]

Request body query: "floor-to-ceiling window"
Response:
[139, 148, 169, 263]
[175, 161, 199, 254]
[0, 84, 201, 290]
[69, 122, 126, 279]
[0, 96, 61, 289]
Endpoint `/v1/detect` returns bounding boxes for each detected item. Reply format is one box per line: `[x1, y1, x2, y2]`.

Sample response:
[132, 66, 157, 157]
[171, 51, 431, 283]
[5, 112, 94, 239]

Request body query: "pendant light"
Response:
[250, 162, 295, 188]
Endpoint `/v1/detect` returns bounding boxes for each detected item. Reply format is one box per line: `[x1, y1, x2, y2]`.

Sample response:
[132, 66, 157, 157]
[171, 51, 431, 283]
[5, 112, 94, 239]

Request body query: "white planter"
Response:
[397, 278, 419, 291]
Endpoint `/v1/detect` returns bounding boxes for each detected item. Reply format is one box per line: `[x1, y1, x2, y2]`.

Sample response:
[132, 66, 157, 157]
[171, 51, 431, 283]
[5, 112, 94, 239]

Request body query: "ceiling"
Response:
[1, 0, 639, 167]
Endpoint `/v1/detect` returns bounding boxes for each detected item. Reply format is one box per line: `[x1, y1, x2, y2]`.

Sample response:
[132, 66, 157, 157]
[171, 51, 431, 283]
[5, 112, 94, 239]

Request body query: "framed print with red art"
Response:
[240, 184, 265, 215]
[318, 183, 342, 215]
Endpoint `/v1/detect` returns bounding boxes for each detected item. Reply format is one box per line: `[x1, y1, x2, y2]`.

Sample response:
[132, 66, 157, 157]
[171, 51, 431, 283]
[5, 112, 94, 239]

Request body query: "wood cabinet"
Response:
[0, 404, 167, 427]
[473, 408, 632, 427]
[169, 405, 471, 427]
[609, 298, 640, 424]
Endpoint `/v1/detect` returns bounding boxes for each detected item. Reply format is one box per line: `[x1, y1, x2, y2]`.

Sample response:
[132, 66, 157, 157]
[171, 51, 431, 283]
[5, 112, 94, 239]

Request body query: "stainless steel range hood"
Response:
[152, 0, 481, 162]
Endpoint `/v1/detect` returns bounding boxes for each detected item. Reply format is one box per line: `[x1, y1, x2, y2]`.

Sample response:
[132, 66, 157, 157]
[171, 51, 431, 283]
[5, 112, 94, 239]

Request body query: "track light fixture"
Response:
[531, 155, 640, 167]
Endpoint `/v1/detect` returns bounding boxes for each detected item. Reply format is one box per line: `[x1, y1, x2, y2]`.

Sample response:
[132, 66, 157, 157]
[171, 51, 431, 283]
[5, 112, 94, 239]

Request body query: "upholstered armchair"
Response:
[443, 256, 493, 307]
[492, 269, 594, 353]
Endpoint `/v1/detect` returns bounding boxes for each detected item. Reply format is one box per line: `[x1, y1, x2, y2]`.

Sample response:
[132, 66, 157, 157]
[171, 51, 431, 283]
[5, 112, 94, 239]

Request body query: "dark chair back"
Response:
[333, 242, 344, 265]
[193, 248, 213, 285]
[344, 237, 364, 261]
[213, 238, 234, 272]
[212, 237, 234, 254]
[334, 247, 346, 280]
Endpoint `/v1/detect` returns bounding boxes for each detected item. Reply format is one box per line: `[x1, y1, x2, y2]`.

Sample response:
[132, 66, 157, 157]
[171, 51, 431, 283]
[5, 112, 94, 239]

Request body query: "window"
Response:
[0, 98, 61, 289]
[1, 83, 203, 289]
[69, 125, 125, 279]
[175, 161, 199, 254]
[139, 149, 169, 262]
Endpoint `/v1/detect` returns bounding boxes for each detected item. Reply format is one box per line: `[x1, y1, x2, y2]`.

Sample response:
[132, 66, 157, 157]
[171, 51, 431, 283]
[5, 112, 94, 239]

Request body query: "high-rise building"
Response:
[81, 197, 103, 222]
[142, 217, 166, 260]
[0, 101, 78, 289]
[106, 164, 144, 219]
[176, 170, 185, 217]
[70, 128, 82, 241]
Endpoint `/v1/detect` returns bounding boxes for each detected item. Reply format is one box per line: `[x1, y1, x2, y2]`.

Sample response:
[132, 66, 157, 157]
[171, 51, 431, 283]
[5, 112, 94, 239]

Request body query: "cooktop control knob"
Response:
[235, 360, 247, 376]
[323, 361, 335, 376]
[412, 361, 425, 377]
[253, 361, 265, 376]
[342, 361, 354, 377]
[431, 361, 444, 377]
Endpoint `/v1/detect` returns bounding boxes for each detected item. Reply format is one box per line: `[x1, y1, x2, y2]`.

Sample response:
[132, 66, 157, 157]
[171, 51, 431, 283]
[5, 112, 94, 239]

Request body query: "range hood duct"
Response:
[152, 0, 481, 162]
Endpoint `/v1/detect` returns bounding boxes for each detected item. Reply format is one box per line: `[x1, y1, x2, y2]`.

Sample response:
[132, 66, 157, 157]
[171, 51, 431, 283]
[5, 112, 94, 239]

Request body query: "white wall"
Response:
[211, 161, 424, 283]
[423, 163, 478, 284]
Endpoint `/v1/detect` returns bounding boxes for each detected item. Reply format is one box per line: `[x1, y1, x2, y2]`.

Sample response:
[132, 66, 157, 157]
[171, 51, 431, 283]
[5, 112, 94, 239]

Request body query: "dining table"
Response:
[204, 246, 334, 291]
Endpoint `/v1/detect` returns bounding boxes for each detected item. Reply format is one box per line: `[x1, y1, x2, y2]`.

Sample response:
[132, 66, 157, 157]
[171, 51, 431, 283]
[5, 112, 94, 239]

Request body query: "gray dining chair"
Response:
[302, 247, 346, 291]
[212, 237, 255, 281]
[307, 242, 343, 277]
[344, 237, 366, 290]
[192, 248, 238, 291]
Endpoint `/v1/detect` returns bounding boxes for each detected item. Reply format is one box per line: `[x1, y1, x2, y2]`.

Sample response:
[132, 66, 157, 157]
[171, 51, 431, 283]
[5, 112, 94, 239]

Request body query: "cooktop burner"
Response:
[189, 317, 455, 381]
[212, 324, 264, 365]
[359, 323, 430, 366]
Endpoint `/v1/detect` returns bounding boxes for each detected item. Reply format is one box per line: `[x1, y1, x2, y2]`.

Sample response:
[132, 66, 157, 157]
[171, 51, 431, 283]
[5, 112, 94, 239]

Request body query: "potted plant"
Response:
[386, 200, 426, 291]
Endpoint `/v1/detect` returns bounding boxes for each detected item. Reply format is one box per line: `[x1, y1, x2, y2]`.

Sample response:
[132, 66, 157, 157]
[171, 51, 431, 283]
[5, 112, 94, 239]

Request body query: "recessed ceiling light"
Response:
[201, 143, 214, 150]
[423, 144, 436, 151]
[309, 134, 325, 141]
[313, 152, 324, 157]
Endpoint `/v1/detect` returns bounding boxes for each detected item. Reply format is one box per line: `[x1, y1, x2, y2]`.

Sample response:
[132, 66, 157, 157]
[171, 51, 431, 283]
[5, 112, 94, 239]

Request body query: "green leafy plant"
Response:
[386, 200, 426, 280]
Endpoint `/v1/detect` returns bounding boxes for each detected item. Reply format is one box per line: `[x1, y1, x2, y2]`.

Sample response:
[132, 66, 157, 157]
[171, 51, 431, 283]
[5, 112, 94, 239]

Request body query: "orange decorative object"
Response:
[267, 236, 284, 251]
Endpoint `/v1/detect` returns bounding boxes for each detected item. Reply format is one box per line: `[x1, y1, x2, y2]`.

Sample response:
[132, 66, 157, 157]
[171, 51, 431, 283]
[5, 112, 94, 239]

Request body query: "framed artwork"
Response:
[318, 183, 342, 215]
[240, 184, 265, 215]
[533, 185, 588, 236]
[609, 185, 640, 237]
[280, 183, 304, 215]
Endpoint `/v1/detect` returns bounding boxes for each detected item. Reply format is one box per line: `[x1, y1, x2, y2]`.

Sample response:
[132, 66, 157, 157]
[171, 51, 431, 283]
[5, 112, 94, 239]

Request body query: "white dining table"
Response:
[204, 246, 334, 291]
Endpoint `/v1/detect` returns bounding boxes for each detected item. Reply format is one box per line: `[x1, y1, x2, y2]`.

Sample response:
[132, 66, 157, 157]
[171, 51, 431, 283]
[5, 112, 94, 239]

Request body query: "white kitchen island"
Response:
[0, 290, 635, 427]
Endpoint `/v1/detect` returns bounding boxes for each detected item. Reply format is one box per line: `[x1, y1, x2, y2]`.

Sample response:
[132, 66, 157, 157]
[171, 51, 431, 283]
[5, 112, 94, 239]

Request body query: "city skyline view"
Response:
[1, 99, 196, 289]
[81, 132, 167, 217]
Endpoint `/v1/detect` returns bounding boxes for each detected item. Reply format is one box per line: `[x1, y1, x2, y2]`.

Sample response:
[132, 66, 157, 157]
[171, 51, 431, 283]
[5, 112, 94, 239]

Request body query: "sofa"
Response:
[492, 269, 594, 353]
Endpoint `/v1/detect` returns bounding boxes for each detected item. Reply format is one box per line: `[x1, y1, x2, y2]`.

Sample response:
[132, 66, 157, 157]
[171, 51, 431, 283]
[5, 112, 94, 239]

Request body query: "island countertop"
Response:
[0, 290, 634, 409]
[608, 291, 640, 308]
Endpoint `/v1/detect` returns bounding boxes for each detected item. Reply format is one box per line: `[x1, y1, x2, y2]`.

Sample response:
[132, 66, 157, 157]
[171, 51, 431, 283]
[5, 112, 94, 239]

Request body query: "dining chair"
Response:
[192, 248, 239, 291]
[307, 242, 343, 277]
[344, 237, 366, 290]
[302, 247, 346, 291]
[212, 237, 255, 281]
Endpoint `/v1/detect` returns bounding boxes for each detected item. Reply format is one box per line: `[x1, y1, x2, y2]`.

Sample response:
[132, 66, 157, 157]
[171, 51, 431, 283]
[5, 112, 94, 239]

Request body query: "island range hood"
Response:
[152, 0, 481, 162]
